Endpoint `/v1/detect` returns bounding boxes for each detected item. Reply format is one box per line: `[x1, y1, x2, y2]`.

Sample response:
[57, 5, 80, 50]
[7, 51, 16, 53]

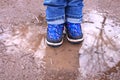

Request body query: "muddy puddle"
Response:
[0, 0, 120, 80]
[78, 10, 120, 80]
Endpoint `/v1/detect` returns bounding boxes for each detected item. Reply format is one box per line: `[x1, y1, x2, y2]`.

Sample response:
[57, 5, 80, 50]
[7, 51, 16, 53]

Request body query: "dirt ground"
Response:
[0, 0, 120, 80]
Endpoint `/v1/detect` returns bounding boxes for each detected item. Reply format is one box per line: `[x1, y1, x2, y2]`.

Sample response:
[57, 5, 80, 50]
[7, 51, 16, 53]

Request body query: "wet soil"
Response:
[0, 0, 120, 80]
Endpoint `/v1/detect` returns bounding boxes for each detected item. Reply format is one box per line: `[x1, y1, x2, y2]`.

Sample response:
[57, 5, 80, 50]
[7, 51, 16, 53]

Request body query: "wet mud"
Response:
[0, 0, 120, 80]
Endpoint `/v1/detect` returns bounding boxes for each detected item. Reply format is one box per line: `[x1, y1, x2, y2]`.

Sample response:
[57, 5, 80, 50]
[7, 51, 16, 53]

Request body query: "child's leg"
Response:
[65, 0, 84, 43]
[44, 0, 66, 46]
[44, 0, 66, 24]
[66, 0, 84, 23]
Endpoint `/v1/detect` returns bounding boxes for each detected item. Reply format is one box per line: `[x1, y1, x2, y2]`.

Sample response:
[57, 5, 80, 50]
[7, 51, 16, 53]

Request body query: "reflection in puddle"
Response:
[0, 23, 47, 66]
[78, 10, 120, 80]
[3, 24, 46, 51]
[0, 22, 47, 80]
[33, 37, 47, 67]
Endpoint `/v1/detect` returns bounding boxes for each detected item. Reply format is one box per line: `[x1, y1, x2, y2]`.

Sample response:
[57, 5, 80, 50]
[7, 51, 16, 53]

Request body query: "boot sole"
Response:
[46, 39, 63, 47]
[67, 36, 84, 43]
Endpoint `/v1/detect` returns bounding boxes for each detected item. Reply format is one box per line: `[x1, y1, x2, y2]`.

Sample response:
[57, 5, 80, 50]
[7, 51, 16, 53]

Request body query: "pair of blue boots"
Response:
[46, 22, 83, 47]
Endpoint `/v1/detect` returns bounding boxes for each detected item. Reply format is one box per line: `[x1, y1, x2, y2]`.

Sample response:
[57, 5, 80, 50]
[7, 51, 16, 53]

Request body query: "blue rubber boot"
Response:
[46, 24, 64, 46]
[65, 22, 83, 43]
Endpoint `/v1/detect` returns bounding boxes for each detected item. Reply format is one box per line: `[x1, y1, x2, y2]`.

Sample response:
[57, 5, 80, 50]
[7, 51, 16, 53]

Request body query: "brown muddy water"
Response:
[0, 0, 120, 80]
